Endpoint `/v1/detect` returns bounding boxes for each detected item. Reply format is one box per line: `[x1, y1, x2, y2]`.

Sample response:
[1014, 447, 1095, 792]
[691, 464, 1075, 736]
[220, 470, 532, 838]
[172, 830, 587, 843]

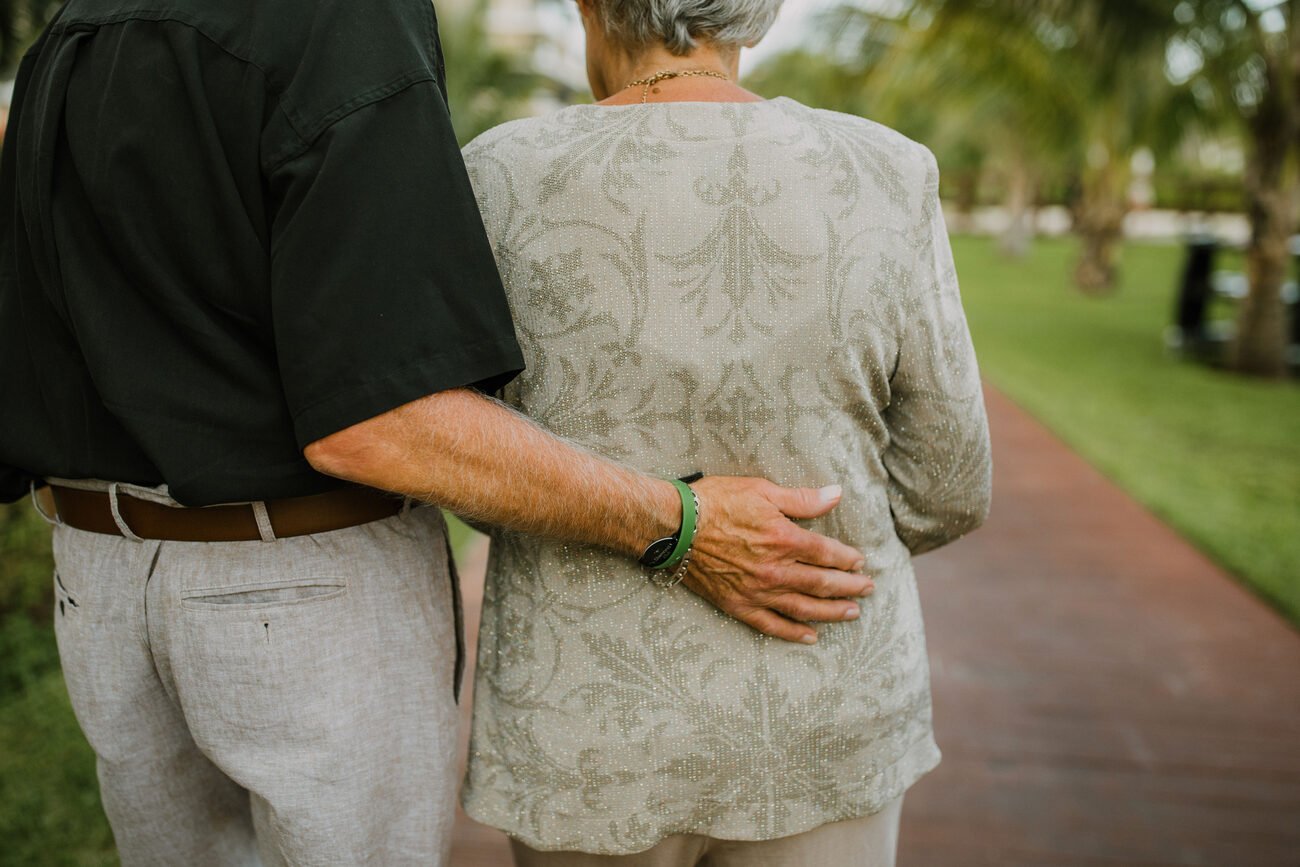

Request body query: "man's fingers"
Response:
[732, 605, 819, 645]
[768, 593, 863, 624]
[765, 483, 843, 520]
[774, 564, 874, 599]
[761, 483, 865, 571]
[785, 526, 865, 573]
[683, 475, 872, 642]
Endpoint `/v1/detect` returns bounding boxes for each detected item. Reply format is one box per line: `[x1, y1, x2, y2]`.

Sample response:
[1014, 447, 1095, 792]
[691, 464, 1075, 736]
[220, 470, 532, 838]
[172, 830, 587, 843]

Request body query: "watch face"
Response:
[639, 536, 678, 568]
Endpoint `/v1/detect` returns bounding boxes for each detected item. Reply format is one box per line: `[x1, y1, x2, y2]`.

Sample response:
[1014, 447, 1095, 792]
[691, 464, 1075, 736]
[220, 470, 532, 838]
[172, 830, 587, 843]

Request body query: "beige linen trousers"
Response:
[512, 796, 905, 867]
[49, 493, 462, 866]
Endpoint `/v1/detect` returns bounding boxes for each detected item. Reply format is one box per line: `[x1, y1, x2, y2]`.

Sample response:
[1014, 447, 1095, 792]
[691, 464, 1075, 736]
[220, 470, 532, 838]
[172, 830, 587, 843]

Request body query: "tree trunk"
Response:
[1072, 144, 1131, 293]
[1230, 130, 1295, 378]
[1073, 206, 1126, 292]
[999, 161, 1035, 258]
[1228, 13, 1298, 380]
[951, 169, 980, 234]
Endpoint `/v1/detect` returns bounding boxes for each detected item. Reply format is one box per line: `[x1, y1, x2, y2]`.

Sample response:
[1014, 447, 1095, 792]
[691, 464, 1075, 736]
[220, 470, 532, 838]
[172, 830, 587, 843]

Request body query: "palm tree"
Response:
[899, 0, 1296, 375]
[1155, 0, 1297, 376]
[868, 0, 1194, 291]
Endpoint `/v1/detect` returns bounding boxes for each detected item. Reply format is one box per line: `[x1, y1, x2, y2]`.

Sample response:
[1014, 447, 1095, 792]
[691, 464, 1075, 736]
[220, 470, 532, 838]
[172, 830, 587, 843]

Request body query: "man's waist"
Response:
[40, 480, 406, 543]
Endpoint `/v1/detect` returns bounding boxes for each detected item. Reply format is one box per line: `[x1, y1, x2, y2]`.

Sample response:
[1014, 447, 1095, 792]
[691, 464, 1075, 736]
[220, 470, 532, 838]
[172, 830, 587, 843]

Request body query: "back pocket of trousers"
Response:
[182, 578, 346, 610]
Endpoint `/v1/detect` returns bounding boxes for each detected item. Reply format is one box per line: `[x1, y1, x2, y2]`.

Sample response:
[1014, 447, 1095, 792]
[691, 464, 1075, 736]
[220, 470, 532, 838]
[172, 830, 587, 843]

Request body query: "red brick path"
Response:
[449, 385, 1300, 866]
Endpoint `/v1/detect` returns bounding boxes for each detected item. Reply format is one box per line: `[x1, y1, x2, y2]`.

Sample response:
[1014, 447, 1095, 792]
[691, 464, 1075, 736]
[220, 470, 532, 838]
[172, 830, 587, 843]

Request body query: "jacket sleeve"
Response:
[882, 150, 993, 555]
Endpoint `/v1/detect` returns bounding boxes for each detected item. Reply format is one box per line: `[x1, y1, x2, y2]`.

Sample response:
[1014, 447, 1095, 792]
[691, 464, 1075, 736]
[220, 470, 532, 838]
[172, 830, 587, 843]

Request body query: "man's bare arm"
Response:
[305, 388, 871, 644]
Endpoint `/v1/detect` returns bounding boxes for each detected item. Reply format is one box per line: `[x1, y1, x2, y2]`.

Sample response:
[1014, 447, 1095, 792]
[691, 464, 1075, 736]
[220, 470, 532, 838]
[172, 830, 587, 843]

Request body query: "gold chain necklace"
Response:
[622, 69, 731, 104]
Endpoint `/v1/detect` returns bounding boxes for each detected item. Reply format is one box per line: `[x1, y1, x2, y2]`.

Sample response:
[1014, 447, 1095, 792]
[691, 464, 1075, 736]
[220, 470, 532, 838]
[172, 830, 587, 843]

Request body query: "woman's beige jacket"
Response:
[460, 97, 992, 855]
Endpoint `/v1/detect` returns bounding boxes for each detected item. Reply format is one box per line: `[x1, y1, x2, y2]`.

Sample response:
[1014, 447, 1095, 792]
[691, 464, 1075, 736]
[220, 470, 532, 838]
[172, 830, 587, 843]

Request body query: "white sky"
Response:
[744, 0, 836, 71]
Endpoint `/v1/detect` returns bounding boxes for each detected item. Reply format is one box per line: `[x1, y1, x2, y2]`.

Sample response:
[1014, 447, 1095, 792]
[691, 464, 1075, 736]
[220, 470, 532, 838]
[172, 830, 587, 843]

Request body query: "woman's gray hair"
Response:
[589, 0, 784, 56]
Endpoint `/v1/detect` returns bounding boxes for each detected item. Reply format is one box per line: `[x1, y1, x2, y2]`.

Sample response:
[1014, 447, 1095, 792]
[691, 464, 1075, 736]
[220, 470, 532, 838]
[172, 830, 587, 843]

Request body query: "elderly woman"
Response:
[460, 0, 992, 864]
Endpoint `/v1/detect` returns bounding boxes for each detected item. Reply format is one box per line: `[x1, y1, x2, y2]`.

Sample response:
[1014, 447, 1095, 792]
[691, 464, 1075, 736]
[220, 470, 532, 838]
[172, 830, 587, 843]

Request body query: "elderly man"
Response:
[0, 0, 872, 863]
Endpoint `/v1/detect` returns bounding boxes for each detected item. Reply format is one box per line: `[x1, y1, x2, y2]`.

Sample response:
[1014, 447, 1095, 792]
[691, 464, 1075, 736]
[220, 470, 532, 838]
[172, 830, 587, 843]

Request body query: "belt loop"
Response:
[251, 502, 277, 542]
[30, 481, 63, 527]
[400, 496, 413, 520]
[108, 483, 145, 543]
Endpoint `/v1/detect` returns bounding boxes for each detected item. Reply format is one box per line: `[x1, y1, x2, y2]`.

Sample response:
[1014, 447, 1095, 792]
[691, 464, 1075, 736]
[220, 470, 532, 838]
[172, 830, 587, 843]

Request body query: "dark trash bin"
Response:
[1172, 232, 1218, 353]
[1291, 236, 1300, 348]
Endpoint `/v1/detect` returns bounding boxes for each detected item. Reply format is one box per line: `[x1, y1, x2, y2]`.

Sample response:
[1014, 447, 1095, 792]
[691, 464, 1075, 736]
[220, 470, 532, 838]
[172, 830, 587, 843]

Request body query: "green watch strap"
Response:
[659, 480, 698, 572]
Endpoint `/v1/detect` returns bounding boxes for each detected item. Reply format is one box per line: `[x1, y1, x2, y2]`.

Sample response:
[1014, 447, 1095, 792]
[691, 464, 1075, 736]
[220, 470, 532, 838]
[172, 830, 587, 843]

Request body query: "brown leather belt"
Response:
[47, 484, 405, 542]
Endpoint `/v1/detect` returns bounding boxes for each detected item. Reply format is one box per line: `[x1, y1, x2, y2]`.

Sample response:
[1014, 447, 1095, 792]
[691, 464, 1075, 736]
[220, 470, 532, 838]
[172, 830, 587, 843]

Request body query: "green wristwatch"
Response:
[639, 474, 702, 569]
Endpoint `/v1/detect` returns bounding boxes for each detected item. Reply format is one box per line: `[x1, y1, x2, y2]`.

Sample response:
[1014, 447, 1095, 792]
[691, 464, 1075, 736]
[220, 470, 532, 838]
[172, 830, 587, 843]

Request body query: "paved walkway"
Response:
[448, 385, 1300, 866]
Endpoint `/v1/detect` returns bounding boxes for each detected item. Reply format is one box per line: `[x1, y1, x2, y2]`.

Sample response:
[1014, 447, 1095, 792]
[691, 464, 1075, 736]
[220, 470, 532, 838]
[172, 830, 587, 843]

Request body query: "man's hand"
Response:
[306, 388, 869, 645]
[684, 478, 871, 645]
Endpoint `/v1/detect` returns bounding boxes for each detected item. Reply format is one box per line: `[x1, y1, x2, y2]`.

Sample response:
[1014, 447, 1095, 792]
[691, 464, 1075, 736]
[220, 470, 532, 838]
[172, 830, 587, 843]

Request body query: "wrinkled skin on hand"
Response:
[682, 476, 872, 644]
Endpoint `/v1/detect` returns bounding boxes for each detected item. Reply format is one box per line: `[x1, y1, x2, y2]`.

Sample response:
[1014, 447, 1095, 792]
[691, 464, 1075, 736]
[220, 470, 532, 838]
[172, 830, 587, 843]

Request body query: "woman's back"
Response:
[462, 97, 991, 855]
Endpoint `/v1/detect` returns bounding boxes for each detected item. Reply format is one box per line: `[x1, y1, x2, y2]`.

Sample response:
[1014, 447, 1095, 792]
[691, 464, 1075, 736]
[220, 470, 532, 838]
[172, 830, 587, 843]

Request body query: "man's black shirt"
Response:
[0, 0, 524, 505]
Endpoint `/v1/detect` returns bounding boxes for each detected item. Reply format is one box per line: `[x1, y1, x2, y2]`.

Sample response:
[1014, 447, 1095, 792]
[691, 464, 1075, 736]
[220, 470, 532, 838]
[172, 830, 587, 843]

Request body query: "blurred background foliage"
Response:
[0, 0, 1296, 863]
[0, 0, 58, 75]
[441, 0, 552, 145]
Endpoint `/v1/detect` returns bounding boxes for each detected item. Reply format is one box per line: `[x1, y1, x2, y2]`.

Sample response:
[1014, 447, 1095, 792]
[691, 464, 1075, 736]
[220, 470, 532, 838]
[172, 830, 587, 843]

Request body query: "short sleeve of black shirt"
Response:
[268, 78, 524, 447]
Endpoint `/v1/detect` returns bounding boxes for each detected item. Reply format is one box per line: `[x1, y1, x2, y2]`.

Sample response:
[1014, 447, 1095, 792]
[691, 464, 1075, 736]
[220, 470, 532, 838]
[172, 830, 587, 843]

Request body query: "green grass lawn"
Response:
[952, 235, 1300, 623]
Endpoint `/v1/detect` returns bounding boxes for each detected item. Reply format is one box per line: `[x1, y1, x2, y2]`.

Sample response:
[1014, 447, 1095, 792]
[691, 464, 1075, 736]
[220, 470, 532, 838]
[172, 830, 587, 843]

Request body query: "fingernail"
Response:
[852, 560, 866, 573]
[860, 581, 875, 595]
[801, 633, 818, 645]
[845, 605, 860, 619]
[818, 484, 842, 503]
